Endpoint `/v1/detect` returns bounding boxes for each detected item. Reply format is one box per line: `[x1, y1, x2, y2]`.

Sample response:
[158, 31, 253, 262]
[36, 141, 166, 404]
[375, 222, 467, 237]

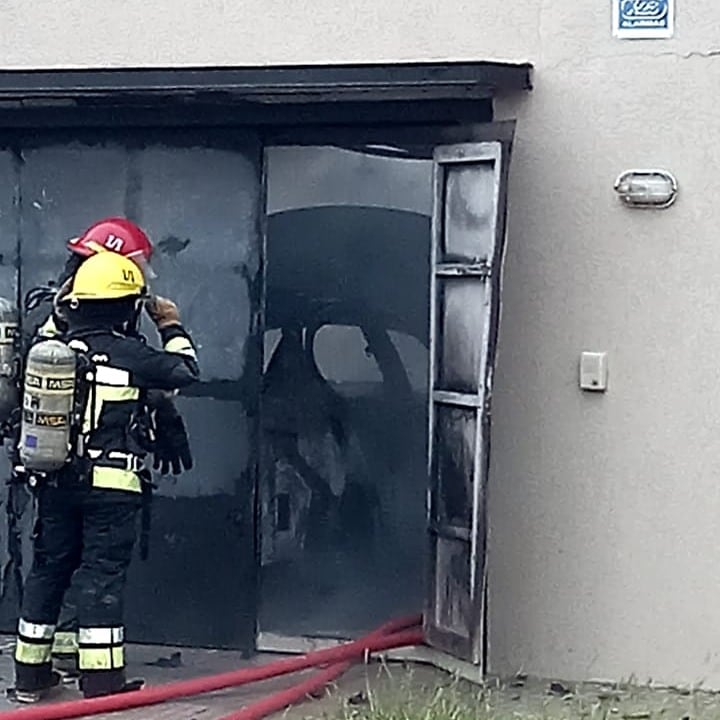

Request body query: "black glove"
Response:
[152, 399, 193, 476]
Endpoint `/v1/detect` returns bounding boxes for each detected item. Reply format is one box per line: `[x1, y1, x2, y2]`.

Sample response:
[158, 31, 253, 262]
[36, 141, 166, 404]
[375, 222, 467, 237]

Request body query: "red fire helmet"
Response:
[67, 217, 155, 278]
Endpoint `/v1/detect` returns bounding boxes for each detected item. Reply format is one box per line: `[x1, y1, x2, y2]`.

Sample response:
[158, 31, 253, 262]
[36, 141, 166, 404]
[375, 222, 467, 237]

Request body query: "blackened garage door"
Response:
[0, 129, 263, 651]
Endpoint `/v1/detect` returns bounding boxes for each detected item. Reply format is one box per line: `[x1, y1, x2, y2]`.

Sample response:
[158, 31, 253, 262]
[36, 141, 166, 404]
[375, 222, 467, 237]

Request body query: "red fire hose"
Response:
[219, 661, 354, 720]
[217, 614, 421, 720]
[1, 614, 423, 720]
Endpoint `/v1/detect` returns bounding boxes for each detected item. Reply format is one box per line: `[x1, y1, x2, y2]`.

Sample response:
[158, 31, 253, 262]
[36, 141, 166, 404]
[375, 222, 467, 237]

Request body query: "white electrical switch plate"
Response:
[579, 352, 608, 392]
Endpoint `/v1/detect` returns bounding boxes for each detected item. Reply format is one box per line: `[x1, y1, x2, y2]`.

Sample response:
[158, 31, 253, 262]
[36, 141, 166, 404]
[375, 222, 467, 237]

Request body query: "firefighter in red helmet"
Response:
[13, 217, 193, 692]
[31, 218, 156, 342]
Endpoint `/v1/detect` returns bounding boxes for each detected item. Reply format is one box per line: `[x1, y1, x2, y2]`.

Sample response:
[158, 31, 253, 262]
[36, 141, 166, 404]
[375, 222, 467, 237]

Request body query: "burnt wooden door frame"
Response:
[425, 128, 514, 666]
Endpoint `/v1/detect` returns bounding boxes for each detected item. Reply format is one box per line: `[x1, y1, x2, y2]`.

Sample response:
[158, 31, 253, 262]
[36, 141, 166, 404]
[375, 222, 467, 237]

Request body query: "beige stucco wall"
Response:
[490, 2, 720, 688]
[0, 0, 537, 69]
[3, 0, 720, 690]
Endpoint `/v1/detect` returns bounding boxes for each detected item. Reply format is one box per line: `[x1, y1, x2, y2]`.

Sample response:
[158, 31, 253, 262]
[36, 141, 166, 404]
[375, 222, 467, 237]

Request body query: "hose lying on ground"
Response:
[217, 614, 422, 720]
[218, 661, 354, 720]
[1, 614, 424, 720]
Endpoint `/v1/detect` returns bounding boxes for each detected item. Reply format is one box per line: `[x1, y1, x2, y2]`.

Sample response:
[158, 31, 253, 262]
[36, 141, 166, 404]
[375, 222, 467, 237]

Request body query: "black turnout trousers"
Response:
[16, 481, 139, 691]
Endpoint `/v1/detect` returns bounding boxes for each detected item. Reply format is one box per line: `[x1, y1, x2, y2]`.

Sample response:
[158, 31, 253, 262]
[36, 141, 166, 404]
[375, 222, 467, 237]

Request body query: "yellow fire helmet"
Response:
[66, 250, 147, 302]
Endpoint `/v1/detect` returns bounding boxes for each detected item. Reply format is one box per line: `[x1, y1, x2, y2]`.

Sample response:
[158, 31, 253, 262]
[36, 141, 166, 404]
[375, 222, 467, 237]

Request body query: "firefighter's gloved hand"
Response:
[146, 296, 181, 329]
[152, 404, 193, 476]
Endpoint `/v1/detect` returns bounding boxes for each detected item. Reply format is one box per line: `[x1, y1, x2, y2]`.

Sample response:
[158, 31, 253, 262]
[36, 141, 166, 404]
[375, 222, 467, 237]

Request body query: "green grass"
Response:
[312, 664, 720, 720]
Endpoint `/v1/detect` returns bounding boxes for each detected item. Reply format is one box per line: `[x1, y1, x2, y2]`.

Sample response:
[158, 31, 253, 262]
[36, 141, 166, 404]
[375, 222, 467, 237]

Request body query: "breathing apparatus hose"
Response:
[1, 614, 424, 720]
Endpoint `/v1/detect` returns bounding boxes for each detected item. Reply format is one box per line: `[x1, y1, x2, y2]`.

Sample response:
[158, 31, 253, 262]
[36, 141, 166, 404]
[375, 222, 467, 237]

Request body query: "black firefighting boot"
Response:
[79, 669, 144, 699]
[8, 668, 62, 704]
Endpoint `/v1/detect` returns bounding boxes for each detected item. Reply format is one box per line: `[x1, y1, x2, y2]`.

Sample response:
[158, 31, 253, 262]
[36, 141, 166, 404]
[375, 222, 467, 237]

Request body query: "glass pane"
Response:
[437, 279, 490, 394]
[433, 536, 472, 635]
[433, 405, 476, 528]
[266, 145, 433, 216]
[314, 325, 383, 385]
[442, 162, 496, 263]
[261, 146, 432, 637]
[388, 329, 429, 394]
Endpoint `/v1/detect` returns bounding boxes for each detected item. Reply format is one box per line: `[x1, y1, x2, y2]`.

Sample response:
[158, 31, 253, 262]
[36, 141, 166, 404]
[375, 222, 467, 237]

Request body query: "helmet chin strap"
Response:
[126, 298, 144, 335]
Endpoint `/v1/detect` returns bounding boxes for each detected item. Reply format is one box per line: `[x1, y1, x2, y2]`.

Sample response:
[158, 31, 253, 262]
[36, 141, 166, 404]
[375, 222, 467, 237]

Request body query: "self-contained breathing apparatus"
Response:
[19, 338, 84, 477]
[16, 323, 157, 492]
[0, 284, 159, 604]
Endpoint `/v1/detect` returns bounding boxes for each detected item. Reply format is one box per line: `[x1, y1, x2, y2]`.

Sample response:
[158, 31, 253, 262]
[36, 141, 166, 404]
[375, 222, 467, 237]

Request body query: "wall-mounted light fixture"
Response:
[614, 169, 678, 209]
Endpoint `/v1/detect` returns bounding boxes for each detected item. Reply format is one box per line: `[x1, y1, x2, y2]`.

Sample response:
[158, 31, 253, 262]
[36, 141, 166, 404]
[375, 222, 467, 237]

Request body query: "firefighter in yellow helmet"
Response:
[12, 252, 199, 702]
[18, 222, 192, 677]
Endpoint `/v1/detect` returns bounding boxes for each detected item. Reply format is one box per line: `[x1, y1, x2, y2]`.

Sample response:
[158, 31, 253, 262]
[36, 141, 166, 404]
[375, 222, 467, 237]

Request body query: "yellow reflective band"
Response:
[92, 466, 141, 493]
[15, 638, 52, 665]
[79, 646, 124, 671]
[83, 385, 140, 433]
[164, 336, 198, 360]
[18, 619, 55, 640]
[52, 631, 78, 655]
[97, 387, 139, 401]
[37, 316, 60, 339]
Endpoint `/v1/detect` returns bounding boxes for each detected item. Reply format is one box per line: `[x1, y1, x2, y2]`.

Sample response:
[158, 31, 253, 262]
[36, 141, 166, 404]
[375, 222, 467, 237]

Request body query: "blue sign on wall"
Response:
[612, 0, 674, 39]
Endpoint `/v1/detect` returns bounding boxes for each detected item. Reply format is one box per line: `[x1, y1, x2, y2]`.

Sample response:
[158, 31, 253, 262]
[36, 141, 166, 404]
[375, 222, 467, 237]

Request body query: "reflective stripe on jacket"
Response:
[66, 324, 199, 493]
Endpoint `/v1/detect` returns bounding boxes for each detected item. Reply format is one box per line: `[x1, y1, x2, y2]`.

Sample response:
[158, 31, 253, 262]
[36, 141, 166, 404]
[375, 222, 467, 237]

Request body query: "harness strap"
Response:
[139, 470, 154, 561]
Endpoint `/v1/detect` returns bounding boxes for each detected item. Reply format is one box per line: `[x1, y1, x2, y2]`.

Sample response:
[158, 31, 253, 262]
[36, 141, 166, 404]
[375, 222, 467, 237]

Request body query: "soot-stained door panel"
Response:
[0, 150, 24, 631]
[259, 146, 432, 639]
[0, 133, 262, 650]
[425, 138, 513, 666]
[126, 140, 262, 648]
[7, 145, 134, 639]
[17, 144, 130, 292]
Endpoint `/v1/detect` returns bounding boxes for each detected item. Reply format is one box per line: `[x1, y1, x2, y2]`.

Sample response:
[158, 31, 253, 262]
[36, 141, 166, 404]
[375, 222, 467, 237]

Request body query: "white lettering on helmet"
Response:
[105, 234, 125, 252]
